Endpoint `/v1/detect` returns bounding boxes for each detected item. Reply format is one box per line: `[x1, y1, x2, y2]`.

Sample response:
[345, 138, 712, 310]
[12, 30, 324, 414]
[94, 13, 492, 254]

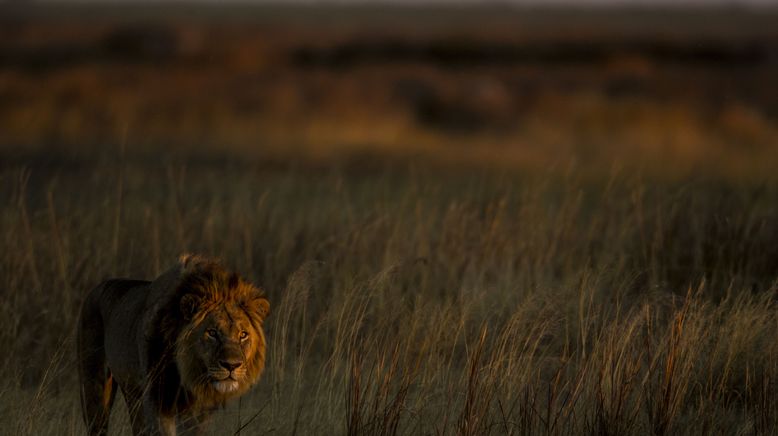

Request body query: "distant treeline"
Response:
[2, 23, 776, 71]
[0, 25, 182, 70]
[292, 37, 774, 69]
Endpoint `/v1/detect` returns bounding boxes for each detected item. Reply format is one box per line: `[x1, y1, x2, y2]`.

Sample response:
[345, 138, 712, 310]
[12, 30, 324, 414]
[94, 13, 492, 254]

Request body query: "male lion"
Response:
[77, 254, 270, 436]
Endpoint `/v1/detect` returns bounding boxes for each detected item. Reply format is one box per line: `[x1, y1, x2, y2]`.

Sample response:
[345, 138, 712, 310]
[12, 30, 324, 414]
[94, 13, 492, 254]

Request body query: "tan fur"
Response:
[78, 255, 269, 436]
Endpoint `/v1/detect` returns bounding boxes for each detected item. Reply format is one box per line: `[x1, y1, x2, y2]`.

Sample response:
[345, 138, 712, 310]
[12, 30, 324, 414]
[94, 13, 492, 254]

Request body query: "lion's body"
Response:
[77, 256, 269, 436]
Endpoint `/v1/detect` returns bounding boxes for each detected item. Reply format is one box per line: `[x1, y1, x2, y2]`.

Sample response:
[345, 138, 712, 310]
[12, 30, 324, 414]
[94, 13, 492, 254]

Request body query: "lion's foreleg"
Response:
[178, 409, 214, 436]
[139, 396, 177, 436]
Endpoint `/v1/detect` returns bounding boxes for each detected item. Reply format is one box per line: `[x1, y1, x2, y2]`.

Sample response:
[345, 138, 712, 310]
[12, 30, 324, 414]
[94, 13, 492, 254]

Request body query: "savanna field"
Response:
[1, 5, 778, 435]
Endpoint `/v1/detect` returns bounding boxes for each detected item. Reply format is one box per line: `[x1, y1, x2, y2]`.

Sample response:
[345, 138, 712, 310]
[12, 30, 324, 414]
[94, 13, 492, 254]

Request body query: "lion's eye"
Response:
[206, 329, 218, 338]
[239, 331, 249, 340]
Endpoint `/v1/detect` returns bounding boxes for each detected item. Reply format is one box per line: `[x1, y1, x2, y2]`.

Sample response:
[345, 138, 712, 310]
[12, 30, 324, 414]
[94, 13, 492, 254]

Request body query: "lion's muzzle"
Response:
[209, 353, 246, 393]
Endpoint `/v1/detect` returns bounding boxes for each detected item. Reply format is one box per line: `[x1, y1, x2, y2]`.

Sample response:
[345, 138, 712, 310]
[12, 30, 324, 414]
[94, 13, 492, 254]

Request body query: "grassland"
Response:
[2, 156, 777, 435]
[1, 5, 778, 435]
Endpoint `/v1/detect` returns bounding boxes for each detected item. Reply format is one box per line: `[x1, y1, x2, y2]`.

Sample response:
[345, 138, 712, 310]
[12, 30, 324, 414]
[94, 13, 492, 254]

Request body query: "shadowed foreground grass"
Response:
[0, 158, 776, 435]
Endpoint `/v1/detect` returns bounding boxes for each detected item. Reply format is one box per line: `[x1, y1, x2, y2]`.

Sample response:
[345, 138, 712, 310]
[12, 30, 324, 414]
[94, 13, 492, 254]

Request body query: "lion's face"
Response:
[175, 289, 269, 399]
[190, 308, 258, 393]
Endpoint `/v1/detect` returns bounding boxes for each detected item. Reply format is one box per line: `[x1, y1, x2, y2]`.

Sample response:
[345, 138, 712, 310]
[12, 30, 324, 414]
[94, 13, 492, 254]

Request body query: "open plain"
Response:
[1, 4, 777, 435]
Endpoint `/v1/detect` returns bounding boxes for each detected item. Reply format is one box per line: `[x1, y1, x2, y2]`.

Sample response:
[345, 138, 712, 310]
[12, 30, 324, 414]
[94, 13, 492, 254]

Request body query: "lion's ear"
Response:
[180, 294, 202, 320]
[248, 295, 270, 320]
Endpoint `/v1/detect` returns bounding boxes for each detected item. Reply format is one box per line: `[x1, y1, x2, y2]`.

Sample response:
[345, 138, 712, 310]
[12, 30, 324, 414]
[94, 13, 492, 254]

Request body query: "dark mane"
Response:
[154, 256, 265, 341]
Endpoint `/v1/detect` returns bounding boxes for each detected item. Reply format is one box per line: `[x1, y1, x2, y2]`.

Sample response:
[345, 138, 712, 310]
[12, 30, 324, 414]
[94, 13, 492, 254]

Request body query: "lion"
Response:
[77, 254, 270, 436]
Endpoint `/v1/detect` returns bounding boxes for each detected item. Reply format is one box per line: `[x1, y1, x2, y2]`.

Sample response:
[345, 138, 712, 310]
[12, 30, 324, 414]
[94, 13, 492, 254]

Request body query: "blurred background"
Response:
[2, 1, 777, 179]
[2, 2, 778, 435]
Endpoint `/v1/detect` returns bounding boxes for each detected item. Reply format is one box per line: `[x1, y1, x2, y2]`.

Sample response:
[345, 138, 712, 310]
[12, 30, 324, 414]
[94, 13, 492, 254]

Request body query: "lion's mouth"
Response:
[211, 376, 240, 393]
[208, 367, 246, 394]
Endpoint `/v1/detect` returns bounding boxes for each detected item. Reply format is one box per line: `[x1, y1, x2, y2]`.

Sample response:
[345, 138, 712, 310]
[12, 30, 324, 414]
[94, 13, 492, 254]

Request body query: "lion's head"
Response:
[169, 256, 269, 401]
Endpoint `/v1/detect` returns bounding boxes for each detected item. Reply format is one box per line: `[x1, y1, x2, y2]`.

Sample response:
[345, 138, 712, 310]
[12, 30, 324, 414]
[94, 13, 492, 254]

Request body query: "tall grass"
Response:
[0, 157, 776, 435]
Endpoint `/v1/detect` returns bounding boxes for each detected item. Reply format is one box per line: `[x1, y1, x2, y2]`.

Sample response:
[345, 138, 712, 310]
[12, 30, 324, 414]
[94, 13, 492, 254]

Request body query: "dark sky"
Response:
[37, 0, 778, 5]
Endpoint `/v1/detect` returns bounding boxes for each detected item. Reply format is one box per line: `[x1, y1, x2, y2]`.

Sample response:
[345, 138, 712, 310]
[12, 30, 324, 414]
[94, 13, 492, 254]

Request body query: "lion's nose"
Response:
[219, 360, 242, 372]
